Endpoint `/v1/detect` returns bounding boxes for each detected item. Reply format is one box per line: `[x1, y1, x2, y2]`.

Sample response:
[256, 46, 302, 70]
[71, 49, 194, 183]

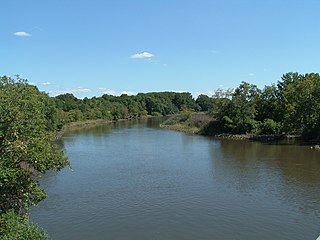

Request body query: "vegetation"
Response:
[162, 72, 320, 141]
[161, 112, 212, 134]
[53, 91, 200, 128]
[48, 72, 320, 141]
[0, 211, 48, 240]
[0, 76, 69, 239]
[206, 72, 320, 139]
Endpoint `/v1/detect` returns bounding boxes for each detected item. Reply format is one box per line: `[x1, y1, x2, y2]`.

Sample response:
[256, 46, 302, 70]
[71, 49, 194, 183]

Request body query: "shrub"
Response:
[259, 119, 281, 134]
[0, 211, 48, 240]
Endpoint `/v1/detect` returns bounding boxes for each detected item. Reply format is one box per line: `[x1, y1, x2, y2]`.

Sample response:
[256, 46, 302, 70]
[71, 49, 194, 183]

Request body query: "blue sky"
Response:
[1, 0, 320, 98]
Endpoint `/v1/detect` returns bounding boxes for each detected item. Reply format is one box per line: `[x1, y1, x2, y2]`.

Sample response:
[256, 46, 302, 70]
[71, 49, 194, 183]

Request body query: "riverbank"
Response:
[55, 116, 156, 138]
[159, 113, 320, 146]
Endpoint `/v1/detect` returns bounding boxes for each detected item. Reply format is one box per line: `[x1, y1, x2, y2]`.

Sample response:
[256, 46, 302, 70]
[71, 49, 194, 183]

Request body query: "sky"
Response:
[1, 0, 320, 98]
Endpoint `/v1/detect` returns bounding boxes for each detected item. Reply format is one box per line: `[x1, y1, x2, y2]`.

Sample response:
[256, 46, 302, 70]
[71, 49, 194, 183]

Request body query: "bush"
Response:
[0, 211, 48, 240]
[162, 114, 188, 125]
[259, 119, 281, 134]
[187, 113, 212, 128]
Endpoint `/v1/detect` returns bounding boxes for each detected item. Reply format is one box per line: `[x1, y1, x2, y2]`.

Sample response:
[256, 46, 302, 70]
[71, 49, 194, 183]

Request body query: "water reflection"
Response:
[212, 139, 320, 217]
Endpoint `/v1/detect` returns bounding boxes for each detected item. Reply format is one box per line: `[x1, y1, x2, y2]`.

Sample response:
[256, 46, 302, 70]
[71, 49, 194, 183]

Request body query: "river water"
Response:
[30, 118, 320, 240]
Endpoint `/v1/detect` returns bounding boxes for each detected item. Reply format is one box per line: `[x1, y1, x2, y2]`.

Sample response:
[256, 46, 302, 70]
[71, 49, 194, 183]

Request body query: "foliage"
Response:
[202, 72, 320, 139]
[52, 91, 200, 124]
[43, 72, 320, 140]
[196, 94, 212, 111]
[216, 82, 260, 134]
[277, 72, 320, 138]
[0, 210, 48, 240]
[0, 76, 69, 239]
[258, 119, 281, 135]
[0, 76, 69, 214]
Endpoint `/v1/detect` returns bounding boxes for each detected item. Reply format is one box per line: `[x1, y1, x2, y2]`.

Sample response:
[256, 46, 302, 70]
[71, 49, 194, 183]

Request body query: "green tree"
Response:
[283, 73, 320, 138]
[196, 94, 212, 111]
[220, 82, 261, 133]
[0, 76, 69, 214]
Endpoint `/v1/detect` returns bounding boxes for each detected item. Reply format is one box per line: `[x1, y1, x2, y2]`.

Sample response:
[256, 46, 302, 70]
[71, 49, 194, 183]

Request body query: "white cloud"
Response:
[48, 90, 68, 96]
[130, 51, 154, 59]
[74, 87, 91, 93]
[99, 88, 116, 95]
[41, 81, 52, 85]
[14, 31, 32, 37]
[99, 88, 136, 96]
[193, 91, 215, 98]
[120, 91, 136, 96]
[48, 87, 91, 96]
[248, 73, 255, 76]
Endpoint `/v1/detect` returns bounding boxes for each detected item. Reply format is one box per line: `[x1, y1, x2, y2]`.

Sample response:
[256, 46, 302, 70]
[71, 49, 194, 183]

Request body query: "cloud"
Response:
[41, 81, 52, 85]
[120, 91, 136, 96]
[48, 87, 91, 96]
[14, 31, 32, 37]
[130, 52, 154, 59]
[99, 88, 135, 96]
[248, 73, 255, 76]
[74, 87, 91, 93]
[98, 88, 116, 95]
[193, 91, 215, 98]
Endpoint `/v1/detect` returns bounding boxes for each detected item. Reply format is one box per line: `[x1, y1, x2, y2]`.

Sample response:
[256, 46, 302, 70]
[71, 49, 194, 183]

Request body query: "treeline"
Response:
[52, 72, 320, 140]
[202, 72, 320, 140]
[51, 91, 200, 130]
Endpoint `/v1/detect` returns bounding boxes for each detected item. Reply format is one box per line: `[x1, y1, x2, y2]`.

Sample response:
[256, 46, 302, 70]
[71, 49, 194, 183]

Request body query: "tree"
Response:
[219, 82, 261, 133]
[196, 94, 212, 111]
[172, 92, 199, 111]
[0, 76, 69, 214]
[275, 72, 320, 137]
[256, 85, 280, 122]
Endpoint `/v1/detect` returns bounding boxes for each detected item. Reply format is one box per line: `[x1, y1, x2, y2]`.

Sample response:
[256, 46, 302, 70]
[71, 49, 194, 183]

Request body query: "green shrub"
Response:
[0, 211, 48, 240]
[259, 119, 281, 134]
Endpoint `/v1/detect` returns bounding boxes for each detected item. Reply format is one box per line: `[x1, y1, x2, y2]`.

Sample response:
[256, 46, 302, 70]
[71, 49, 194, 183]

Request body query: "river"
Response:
[30, 118, 320, 240]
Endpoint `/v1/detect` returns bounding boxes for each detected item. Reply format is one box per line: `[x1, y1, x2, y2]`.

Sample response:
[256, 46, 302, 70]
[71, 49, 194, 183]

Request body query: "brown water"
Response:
[30, 118, 320, 240]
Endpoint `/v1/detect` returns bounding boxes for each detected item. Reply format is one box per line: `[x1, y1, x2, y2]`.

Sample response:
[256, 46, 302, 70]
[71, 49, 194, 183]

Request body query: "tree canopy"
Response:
[205, 72, 320, 139]
[0, 76, 69, 239]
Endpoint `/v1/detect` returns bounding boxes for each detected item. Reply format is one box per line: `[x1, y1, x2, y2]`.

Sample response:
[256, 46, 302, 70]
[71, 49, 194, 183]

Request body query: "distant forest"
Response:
[2, 72, 320, 139]
[48, 72, 320, 140]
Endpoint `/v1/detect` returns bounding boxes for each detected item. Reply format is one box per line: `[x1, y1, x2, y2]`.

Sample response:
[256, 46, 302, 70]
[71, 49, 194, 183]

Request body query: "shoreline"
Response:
[55, 115, 157, 138]
[160, 123, 295, 141]
[161, 123, 320, 148]
[56, 114, 320, 147]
